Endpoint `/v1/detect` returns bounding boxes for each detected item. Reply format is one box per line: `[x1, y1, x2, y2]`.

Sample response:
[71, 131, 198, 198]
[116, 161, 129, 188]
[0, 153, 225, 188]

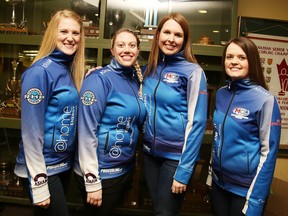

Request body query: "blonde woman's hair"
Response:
[134, 61, 143, 97]
[32, 9, 85, 91]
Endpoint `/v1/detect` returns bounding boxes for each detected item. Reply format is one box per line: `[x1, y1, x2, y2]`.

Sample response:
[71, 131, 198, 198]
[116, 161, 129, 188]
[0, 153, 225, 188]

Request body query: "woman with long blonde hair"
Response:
[14, 9, 85, 216]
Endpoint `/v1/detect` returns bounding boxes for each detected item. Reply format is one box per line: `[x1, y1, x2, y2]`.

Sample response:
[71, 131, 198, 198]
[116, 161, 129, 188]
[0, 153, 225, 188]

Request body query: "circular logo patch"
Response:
[81, 90, 97, 106]
[24, 88, 44, 104]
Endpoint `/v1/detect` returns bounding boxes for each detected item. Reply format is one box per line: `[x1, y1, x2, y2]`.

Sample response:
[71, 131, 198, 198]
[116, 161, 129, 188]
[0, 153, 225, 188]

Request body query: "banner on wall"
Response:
[247, 33, 288, 148]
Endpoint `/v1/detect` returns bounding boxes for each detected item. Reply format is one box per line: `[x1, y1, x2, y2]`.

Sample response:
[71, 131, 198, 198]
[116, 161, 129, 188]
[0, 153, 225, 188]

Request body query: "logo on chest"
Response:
[231, 107, 250, 120]
[163, 72, 179, 84]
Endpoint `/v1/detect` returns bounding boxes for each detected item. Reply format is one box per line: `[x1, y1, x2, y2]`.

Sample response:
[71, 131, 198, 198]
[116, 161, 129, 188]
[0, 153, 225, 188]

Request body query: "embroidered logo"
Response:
[163, 72, 179, 84]
[34, 173, 47, 186]
[81, 90, 97, 106]
[42, 59, 52, 68]
[231, 107, 249, 119]
[85, 173, 98, 184]
[24, 88, 44, 104]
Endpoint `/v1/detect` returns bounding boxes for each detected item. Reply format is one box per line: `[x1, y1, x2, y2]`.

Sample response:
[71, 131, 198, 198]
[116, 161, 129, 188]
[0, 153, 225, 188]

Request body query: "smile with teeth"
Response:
[165, 44, 175, 49]
[64, 43, 74, 47]
[122, 55, 133, 60]
[230, 67, 241, 71]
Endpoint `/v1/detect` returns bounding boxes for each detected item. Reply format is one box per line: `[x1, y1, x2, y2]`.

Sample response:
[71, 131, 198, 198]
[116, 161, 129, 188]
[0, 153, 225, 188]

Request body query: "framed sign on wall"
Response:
[238, 16, 288, 150]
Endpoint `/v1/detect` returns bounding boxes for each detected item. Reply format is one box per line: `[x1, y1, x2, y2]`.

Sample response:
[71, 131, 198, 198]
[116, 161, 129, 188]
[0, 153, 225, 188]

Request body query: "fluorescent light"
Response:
[198, 10, 207, 14]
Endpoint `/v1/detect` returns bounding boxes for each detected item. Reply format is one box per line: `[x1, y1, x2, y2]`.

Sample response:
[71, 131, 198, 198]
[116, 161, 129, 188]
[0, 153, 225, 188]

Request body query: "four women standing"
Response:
[12, 8, 281, 216]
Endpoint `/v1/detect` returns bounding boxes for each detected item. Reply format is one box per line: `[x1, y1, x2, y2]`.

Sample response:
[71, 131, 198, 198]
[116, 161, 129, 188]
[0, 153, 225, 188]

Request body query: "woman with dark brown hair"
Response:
[206, 37, 281, 216]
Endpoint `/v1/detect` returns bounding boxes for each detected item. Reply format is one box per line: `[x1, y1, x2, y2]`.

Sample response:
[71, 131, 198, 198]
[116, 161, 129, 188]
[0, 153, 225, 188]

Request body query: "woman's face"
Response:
[157, 19, 184, 56]
[56, 17, 81, 55]
[110, 32, 139, 67]
[225, 42, 249, 80]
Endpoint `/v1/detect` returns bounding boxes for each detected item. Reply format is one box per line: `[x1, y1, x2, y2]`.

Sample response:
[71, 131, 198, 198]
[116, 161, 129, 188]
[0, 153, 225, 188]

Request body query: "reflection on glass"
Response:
[105, 0, 233, 45]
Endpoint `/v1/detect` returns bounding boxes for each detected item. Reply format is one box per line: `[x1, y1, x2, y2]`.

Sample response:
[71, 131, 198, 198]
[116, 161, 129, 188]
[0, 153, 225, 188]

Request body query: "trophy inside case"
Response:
[0, 60, 21, 118]
[0, 0, 28, 34]
[0, 50, 37, 118]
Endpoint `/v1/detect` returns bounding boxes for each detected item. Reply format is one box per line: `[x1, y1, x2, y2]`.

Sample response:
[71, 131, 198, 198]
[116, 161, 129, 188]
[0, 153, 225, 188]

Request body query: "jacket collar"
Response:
[108, 58, 134, 77]
[49, 49, 75, 66]
[160, 50, 185, 63]
[226, 79, 256, 91]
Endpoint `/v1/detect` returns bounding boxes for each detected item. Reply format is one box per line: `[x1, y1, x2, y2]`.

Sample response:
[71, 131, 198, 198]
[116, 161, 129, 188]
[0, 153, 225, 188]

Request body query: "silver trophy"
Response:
[0, 59, 21, 117]
[6, 60, 21, 107]
[5, 0, 23, 27]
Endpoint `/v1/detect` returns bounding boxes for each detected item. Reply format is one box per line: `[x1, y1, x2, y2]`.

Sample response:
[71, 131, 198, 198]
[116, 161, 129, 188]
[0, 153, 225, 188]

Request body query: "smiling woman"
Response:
[110, 29, 140, 67]
[13, 9, 86, 216]
[56, 17, 81, 56]
[142, 12, 208, 216]
[74, 28, 146, 216]
[206, 37, 281, 216]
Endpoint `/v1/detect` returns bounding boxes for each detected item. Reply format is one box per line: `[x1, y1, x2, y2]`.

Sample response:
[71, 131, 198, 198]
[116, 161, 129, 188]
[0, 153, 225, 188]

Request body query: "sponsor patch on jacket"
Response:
[163, 72, 179, 84]
[231, 107, 249, 119]
[34, 173, 47, 186]
[81, 90, 97, 106]
[24, 88, 45, 104]
[85, 173, 98, 184]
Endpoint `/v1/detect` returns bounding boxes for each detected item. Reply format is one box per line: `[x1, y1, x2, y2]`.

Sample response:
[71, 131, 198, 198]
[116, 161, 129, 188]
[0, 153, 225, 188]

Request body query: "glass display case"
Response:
[104, 0, 234, 46]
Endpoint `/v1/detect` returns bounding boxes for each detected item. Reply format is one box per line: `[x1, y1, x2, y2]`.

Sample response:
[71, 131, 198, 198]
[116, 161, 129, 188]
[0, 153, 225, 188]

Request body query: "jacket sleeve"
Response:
[243, 96, 281, 216]
[78, 71, 110, 192]
[174, 67, 208, 184]
[21, 66, 51, 203]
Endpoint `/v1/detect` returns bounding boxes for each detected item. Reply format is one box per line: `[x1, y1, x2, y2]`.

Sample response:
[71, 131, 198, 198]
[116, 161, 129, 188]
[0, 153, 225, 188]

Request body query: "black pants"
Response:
[20, 170, 71, 216]
[211, 182, 246, 216]
[74, 169, 134, 216]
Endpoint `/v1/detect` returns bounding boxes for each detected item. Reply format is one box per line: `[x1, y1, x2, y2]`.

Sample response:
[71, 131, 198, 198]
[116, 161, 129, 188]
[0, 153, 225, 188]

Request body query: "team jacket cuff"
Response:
[32, 184, 50, 204]
[85, 180, 102, 192]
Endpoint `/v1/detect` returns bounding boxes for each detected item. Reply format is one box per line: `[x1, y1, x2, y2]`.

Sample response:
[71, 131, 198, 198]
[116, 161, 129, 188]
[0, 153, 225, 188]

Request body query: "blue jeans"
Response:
[143, 153, 185, 216]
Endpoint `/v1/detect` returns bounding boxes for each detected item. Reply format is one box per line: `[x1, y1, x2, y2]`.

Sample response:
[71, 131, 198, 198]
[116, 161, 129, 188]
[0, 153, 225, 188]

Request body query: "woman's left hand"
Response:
[171, 179, 187, 194]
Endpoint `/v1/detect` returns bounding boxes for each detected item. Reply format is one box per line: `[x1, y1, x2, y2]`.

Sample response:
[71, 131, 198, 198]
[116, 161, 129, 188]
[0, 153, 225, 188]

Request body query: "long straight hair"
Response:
[222, 37, 268, 90]
[144, 13, 197, 77]
[32, 9, 85, 91]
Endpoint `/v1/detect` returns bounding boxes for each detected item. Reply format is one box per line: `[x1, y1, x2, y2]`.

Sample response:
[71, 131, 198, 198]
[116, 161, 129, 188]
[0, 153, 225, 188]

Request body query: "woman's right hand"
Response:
[34, 197, 50, 209]
[87, 190, 102, 207]
[85, 66, 102, 77]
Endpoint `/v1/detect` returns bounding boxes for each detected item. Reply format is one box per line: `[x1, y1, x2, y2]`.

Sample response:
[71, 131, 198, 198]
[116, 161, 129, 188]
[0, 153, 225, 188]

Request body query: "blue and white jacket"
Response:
[142, 51, 208, 185]
[14, 49, 79, 204]
[74, 58, 146, 193]
[206, 79, 281, 216]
